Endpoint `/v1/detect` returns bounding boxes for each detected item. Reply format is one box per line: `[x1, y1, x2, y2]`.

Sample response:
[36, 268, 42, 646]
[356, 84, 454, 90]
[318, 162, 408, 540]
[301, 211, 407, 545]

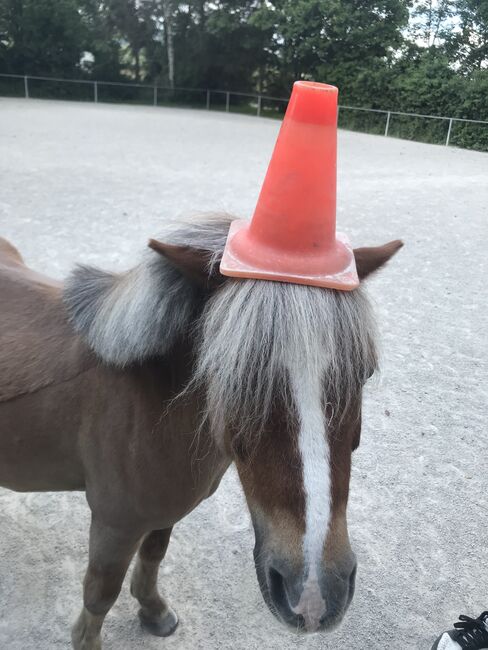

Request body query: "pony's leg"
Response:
[130, 528, 179, 637]
[71, 518, 141, 650]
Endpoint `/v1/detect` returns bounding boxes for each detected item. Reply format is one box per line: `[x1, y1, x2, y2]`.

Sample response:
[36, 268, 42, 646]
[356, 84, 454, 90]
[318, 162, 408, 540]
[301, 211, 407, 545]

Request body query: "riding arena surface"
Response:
[0, 98, 486, 650]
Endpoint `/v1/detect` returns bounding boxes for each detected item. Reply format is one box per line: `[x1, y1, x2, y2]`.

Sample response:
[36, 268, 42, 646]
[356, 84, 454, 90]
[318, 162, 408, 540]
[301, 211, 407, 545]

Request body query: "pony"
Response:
[0, 215, 402, 649]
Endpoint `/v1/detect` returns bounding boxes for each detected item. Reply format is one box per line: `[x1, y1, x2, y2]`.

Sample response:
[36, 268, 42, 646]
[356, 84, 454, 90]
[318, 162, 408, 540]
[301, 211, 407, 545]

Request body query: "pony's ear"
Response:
[148, 239, 225, 290]
[353, 240, 403, 281]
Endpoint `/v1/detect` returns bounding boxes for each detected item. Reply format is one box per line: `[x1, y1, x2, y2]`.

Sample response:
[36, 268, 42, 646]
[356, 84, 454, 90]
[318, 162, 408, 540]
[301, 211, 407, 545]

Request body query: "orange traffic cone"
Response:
[220, 80, 359, 290]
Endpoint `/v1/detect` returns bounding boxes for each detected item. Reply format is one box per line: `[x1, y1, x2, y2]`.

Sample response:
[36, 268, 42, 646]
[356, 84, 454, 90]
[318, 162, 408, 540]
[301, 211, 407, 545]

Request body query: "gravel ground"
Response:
[0, 98, 487, 650]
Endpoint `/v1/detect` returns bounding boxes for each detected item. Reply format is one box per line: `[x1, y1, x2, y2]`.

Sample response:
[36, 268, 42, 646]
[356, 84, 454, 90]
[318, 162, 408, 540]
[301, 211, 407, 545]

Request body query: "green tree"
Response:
[0, 0, 87, 75]
[170, 0, 278, 91]
[446, 0, 488, 71]
[78, 0, 123, 80]
[105, 0, 157, 81]
[269, 0, 409, 101]
[408, 0, 456, 50]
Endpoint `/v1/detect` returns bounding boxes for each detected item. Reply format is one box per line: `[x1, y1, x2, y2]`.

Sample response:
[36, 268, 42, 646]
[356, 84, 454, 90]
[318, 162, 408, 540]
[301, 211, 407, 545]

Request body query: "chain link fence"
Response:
[1, 73, 487, 152]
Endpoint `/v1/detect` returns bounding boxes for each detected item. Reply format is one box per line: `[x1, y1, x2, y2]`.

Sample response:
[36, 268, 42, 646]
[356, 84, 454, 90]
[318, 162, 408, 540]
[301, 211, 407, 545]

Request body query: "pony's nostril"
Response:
[268, 567, 305, 629]
[268, 567, 288, 610]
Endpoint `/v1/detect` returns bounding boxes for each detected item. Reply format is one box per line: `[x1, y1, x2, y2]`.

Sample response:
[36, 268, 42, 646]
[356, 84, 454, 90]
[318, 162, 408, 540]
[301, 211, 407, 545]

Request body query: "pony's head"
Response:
[65, 215, 402, 634]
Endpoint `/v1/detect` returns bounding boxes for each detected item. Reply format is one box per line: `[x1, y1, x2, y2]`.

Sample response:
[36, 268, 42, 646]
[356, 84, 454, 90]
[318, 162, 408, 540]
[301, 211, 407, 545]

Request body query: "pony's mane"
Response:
[64, 214, 378, 438]
[64, 214, 232, 367]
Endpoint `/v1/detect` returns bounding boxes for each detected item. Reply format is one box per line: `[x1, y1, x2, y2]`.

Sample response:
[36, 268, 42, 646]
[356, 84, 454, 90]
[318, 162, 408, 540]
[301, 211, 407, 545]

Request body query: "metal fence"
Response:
[1, 72, 487, 150]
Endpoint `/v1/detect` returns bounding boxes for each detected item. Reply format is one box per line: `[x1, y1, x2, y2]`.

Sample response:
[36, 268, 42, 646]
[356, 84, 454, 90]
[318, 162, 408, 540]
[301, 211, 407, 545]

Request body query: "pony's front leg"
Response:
[72, 518, 141, 650]
[130, 528, 179, 636]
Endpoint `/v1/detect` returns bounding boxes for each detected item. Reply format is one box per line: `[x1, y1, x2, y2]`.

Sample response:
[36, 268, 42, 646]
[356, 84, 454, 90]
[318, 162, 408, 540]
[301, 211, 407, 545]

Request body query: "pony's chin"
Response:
[281, 606, 347, 635]
[266, 602, 347, 636]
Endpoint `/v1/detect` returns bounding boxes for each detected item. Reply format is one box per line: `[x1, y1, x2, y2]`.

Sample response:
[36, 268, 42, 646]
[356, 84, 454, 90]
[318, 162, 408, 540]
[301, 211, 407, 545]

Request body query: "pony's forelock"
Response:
[192, 276, 378, 444]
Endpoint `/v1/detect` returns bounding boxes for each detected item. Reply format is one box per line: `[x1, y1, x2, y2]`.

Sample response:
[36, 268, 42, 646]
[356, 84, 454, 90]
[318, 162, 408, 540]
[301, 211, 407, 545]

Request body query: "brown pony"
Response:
[0, 215, 402, 649]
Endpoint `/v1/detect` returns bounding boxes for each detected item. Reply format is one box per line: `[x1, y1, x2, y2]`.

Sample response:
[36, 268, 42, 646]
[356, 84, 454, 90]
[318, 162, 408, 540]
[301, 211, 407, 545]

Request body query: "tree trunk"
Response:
[162, 0, 175, 89]
[427, 0, 433, 47]
[134, 48, 141, 82]
[198, 0, 206, 29]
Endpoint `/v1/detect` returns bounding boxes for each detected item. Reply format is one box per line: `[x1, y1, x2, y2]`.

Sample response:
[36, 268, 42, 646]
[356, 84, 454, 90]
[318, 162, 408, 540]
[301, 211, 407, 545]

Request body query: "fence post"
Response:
[206, 89, 210, 110]
[24, 75, 29, 99]
[446, 118, 453, 146]
[94, 81, 98, 103]
[257, 95, 262, 117]
[384, 111, 391, 137]
[153, 86, 158, 107]
[225, 91, 230, 113]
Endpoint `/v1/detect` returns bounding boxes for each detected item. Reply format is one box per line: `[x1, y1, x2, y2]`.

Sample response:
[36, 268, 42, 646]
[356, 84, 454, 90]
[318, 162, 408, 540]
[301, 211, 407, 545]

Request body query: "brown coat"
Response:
[0, 238, 229, 528]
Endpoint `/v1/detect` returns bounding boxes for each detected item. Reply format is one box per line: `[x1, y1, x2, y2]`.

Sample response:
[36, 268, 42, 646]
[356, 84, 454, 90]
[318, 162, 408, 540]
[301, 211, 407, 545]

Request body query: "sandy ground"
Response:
[0, 98, 487, 650]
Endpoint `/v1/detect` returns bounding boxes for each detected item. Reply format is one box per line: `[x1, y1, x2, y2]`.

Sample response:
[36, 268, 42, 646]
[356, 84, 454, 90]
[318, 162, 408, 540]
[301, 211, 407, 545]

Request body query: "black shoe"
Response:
[431, 612, 488, 649]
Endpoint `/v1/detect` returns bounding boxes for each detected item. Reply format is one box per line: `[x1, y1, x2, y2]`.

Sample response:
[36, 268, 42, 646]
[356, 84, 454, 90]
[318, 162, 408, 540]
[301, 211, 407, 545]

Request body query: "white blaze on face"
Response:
[289, 365, 330, 632]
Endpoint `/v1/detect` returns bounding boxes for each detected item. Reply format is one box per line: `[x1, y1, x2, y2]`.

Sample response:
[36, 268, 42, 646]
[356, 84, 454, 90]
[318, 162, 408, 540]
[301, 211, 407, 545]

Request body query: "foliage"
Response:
[0, 0, 87, 75]
[0, 0, 487, 149]
[446, 0, 488, 72]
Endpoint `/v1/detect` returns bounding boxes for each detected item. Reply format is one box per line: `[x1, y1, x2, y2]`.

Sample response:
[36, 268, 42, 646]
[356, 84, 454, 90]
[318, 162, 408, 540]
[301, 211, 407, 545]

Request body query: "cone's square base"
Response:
[220, 219, 359, 290]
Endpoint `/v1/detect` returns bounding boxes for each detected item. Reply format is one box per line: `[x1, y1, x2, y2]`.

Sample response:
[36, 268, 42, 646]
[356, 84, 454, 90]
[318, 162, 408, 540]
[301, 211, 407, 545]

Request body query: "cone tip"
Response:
[288, 80, 338, 125]
[294, 80, 338, 94]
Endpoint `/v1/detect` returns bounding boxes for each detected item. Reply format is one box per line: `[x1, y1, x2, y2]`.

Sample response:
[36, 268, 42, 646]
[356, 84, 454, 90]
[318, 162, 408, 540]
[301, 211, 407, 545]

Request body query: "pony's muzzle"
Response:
[262, 558, 358, 634]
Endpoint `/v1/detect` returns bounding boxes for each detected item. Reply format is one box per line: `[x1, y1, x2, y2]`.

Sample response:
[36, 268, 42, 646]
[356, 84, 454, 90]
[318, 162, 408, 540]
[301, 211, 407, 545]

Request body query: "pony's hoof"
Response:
[139, 607, 179, 637]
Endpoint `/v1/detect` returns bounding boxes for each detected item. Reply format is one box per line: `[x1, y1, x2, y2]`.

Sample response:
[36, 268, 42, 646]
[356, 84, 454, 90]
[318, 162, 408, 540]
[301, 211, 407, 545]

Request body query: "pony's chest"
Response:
[81, 382, 230, 527]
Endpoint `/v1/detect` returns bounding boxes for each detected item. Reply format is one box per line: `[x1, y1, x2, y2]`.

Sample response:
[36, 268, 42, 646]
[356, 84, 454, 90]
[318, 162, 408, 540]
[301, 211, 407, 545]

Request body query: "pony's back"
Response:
[0, 241, 93, 404]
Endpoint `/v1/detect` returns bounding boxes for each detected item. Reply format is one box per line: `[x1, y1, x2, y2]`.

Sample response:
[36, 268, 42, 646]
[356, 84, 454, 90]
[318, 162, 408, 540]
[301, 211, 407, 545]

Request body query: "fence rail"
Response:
[1, 73, 487, 150]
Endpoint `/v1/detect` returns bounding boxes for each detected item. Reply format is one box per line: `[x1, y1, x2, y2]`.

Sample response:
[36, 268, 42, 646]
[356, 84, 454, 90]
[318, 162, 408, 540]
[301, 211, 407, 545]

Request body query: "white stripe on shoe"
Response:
[437, 633, 462, 650]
